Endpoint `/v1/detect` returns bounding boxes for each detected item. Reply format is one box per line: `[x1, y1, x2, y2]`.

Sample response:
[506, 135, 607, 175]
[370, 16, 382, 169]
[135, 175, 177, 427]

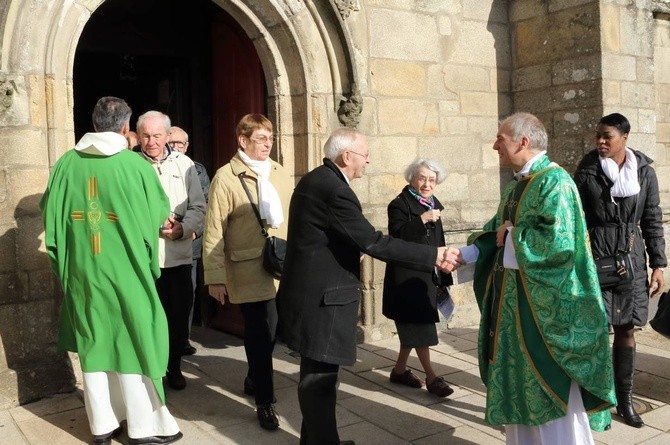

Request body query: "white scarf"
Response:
[238, 149, 284, 228]
[599, 148, 640, 199]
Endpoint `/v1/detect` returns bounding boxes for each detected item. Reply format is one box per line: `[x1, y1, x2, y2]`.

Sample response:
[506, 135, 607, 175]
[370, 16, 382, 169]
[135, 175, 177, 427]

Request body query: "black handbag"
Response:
[594, 197, 637, 290]
[650, 292, 670, 336]
[238, 172, 286, 279]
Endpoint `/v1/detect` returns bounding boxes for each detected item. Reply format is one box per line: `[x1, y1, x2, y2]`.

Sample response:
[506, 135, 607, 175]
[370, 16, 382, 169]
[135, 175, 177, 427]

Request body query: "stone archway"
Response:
[0, 0, 365, 407]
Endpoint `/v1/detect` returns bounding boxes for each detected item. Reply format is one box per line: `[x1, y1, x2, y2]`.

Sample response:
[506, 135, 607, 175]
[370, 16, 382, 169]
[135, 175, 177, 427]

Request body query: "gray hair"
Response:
[502, 112, 548, 152]
[324, 127, 366, 161]
[92, 96, 132, 133]
[169, 126, 189, 142]
[404, 158, 447, 184]
[137, 110, 171, 133]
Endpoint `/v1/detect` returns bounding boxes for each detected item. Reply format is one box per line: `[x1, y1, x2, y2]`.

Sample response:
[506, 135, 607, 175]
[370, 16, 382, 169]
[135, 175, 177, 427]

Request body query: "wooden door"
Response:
[207, 11, 266, 337]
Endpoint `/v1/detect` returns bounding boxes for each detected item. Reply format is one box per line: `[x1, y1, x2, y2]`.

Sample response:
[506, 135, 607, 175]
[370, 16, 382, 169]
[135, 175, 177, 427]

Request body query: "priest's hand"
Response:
[437, 247, 462, 272]
[496, 220, 513, 247]
[209, 284, 228, 305]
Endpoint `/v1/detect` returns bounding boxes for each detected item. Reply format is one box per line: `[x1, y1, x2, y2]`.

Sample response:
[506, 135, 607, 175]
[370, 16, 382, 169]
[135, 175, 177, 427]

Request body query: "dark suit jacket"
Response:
[278, 159, 437, 366]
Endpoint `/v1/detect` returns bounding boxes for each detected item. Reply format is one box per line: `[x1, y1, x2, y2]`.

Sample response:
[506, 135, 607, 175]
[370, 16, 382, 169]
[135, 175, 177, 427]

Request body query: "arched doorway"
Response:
[73, 0, 268, 337]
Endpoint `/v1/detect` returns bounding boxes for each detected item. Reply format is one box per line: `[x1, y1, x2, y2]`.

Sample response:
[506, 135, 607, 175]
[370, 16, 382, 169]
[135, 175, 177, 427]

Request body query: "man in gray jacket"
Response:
[137, 111, 206, 390]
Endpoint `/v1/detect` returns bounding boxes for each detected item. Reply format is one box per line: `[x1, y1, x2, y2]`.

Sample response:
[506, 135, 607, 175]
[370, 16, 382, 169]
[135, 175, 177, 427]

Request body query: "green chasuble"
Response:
[467, 154, 616, 431]
[40, 133, 170, 402]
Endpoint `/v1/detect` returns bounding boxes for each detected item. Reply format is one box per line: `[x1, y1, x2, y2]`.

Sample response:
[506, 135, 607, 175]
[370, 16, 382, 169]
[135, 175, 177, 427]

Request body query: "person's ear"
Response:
[238, 135, 247, 149]
[121, 121, 130, 136]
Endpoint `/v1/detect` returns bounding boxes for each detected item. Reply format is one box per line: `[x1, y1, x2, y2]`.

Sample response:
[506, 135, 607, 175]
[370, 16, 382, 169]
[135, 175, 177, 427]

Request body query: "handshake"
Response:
[436, 246, 464, 272]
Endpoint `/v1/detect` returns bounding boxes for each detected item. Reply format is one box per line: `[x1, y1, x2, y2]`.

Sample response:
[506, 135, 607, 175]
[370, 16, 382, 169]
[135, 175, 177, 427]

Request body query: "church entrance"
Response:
[73, 0, 267, 337]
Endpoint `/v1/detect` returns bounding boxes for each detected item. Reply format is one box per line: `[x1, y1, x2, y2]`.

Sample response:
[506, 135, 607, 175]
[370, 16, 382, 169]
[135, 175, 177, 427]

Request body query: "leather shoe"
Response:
[182, 344, 196, 356]
[244, 376, 276, 403]
[92, 425, 123, 444]
[128, 431, 183, 444]
[257, 403, 279, 430]
[166, 370, 186, 390]
[340, 441, 356, 445]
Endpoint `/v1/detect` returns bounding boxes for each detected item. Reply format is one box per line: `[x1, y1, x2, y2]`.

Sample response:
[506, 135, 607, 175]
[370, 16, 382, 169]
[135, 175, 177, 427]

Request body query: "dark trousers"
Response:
[239, 298, 278, 405]
[156, 264, 193, 372]
[298, 356, 340, 445]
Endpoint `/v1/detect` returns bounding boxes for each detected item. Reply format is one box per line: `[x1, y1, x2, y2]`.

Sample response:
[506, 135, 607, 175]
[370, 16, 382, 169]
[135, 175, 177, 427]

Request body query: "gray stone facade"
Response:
[0, 0, 668, 408]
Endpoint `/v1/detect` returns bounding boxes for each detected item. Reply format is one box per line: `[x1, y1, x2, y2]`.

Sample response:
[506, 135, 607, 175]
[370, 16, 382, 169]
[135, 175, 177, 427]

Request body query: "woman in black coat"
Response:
[574, 113, 666, 428]
[382, 158, 454, 398]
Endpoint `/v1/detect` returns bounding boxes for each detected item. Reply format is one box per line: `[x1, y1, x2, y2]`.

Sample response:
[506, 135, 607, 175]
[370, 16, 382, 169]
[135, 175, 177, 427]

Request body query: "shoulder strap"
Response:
[238, 172, 267, 236]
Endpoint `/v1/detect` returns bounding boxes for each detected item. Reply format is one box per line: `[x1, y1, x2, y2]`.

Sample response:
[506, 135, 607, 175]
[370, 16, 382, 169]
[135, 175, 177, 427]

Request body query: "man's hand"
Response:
[436, 246, 463, 272]
[496, 220, 513, 247]
[160, 215, 184, 240]
[209, 284, 228, 304]
[650, 269, 665, 298]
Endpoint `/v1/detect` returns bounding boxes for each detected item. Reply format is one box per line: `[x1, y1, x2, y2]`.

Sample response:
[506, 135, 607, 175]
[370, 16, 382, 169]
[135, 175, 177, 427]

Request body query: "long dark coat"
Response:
[382, 186, 452, 323]
[574, 148, 667, 325]
[278, 159, 437, 366]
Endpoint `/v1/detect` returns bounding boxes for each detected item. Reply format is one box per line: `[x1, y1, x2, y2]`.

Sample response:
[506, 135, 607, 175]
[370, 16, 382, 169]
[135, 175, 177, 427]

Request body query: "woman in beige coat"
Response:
[203, 114, 292, 431]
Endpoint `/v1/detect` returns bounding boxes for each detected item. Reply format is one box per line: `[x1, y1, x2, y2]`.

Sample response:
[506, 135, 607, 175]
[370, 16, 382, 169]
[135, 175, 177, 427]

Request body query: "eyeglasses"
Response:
[416, 175, 437, 185]
[347, 150, 369, 160]
[249, 135, 276, 144]
[170, 141, 187, 148]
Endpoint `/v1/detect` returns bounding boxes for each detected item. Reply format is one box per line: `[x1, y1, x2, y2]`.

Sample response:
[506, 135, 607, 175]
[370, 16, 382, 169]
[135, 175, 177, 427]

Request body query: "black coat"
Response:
[574, 148, 667, 325]
[382, 186, 452, 323]
[278, 159, 437, 366]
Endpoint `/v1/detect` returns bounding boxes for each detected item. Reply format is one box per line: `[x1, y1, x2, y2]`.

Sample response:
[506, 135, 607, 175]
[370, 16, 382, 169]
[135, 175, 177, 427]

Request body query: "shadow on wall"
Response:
[0, 193, 75, 409]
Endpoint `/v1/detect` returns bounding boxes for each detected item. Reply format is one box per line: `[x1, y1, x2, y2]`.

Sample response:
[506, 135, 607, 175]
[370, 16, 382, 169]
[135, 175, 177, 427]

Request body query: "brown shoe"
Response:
[427, 376, 454, 397]
[389, 369, 422, 388]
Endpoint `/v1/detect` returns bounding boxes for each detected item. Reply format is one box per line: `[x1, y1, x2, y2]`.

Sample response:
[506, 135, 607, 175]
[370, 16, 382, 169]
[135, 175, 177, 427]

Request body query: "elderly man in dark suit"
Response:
[278, 127, 460, 445]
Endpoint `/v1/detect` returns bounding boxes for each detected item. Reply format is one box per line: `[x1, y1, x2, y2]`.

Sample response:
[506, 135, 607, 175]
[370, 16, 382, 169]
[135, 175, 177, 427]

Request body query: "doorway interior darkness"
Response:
[74, 0, 268, 337]
[74, 0, 267, 172]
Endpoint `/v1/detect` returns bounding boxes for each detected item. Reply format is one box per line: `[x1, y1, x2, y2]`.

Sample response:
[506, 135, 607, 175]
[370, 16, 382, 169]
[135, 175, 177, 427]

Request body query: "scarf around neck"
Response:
[238, 149, 284, 228]
[407, 186, 435, 210]
[599, 148, 640, 199]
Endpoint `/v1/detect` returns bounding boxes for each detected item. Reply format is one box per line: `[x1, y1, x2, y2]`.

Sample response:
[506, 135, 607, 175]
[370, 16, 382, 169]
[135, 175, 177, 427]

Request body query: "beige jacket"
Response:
[203, 153, 292, 303]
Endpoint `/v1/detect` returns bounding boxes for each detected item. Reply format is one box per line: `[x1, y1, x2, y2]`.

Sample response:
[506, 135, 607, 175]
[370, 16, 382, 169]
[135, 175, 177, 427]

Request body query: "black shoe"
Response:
[340, 441, 356, 445]
[128, 431, 183, 444]
[257, 403, 279, 430]
[182, 344, 196, 356]
[166, 370, 186, 390]
[92, 425, 123, 444]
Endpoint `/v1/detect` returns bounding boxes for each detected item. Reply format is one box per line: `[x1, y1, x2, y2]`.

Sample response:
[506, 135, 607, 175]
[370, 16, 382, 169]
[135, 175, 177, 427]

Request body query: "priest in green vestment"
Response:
[458, 113, 616, 443]
[40, 96, 183, 445]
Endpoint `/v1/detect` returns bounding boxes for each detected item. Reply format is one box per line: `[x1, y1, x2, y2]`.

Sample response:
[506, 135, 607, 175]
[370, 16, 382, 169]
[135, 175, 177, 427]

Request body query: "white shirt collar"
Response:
[514, 150, 547, 180]
[74, 132, 126, 156]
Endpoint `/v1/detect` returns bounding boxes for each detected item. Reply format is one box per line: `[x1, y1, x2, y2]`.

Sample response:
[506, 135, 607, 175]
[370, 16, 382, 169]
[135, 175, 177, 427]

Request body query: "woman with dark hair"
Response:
[382, 158, 454, 398]
[574, 112, 666, 428]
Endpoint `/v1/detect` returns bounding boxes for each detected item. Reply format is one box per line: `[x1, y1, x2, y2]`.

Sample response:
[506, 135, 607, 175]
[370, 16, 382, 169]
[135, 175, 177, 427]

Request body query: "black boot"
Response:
[613, 346, 644, 428]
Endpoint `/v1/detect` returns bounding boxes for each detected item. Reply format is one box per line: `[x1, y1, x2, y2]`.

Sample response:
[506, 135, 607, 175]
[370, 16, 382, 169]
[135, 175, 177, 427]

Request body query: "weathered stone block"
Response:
[655, 47, 670, 83]
[0, 223, 17, 273]
[439, 99, 461, 116]
[551, 55, 600, 85]
[369, 8, 440, 61]
[602, 53, 637, 80]
[460, 92, 501, 116]
[468, 117, 499, 141]
[10, 169, 48, 217]
[418, 135, 482, 171]
[427, 65, 459, 100]
[513, 64, 552, 92]
[0, 128, 48, 167]
[659, 123, 670, 143]
[603, 80, 622, 105]
[637, 57, 654, 83]
[369, 174, 408, 206]
[439, 172, 468, 201]
[448, 21, 508, 68]
[601, 3, 621, 53]
[464, 0, 507, 23]
[639, 108, 657, 134]
[509, 0, 546, 22]
[621, 81, 655, 109]
[0, 273, 22, 304]
[443, 116, 469, 134]
[443, 65, 491, 93]
[620, 7, 654, 57]
[513, 4, 600, 68]
[370, 59, 426, 97]
[367, 136, 417, 176]
[378, 98, 439, 134]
